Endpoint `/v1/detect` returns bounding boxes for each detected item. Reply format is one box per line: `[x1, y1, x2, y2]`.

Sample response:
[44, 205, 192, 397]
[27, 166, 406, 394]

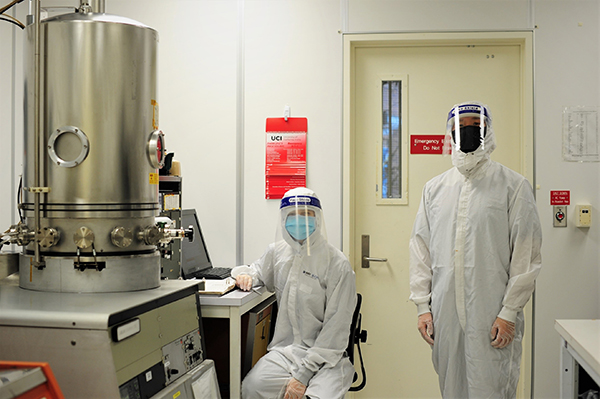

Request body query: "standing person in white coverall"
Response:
[232, 187, 357, 399]
[409, 102, 542, 398]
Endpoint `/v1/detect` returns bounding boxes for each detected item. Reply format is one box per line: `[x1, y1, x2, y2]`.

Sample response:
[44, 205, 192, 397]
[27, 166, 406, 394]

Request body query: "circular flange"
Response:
[36, 227, 60, 249]
[48, 126, 90, 168]
[73, 226, 95, 249]
[110, 226, 133, 248]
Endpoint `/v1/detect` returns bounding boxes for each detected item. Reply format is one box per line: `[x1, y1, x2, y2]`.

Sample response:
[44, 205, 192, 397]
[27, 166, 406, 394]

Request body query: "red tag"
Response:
[410, 135, 446, 154]
[265, 118, 308, 200]
[550, 190, 570, 205]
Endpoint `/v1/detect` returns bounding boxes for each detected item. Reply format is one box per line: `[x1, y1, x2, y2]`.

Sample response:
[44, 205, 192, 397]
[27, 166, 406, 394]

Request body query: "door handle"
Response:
[363, 257, 388, 262]
[361, 235, 387, 268]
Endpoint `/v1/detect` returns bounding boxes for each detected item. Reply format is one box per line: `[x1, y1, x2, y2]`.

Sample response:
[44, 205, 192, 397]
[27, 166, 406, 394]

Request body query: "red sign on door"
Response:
[410, 135, 446, 154]
[550, 190, 570, 205]
[265, 117, 308, 199]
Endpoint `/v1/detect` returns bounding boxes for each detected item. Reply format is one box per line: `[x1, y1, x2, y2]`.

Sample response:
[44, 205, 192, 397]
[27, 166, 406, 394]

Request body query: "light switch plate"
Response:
[575, 205, 592, 227]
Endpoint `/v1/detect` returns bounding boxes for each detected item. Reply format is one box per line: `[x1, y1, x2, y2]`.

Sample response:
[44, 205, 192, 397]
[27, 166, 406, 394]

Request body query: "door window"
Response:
[378, 77, 408, 205]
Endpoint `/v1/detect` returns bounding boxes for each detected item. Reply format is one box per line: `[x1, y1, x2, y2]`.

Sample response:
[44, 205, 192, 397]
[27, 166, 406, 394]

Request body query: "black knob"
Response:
[185, 225, 194, 242]
[359, 330, 368, 343]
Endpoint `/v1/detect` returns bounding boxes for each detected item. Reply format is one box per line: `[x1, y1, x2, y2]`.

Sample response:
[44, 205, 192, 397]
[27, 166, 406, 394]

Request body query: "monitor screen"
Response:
[180, 209, 212, 278]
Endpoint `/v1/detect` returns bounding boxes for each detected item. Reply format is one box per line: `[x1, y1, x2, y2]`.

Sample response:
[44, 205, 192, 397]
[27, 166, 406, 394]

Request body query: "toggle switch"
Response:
[553, 206, 567, 227]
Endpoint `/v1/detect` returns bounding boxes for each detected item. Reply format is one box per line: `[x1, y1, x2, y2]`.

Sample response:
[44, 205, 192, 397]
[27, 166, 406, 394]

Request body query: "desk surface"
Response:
[198, 286, 271, 307]
[555, 319, 600, 378]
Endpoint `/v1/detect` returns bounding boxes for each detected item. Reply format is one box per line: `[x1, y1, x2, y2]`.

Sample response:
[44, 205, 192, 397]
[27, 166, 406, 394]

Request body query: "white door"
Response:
[343, 33, 533, 399]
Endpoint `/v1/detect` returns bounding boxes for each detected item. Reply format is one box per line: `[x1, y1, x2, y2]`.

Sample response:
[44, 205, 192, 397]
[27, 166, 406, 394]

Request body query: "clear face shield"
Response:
[276, 189, 327, 256]
[443, 103, 492, 155]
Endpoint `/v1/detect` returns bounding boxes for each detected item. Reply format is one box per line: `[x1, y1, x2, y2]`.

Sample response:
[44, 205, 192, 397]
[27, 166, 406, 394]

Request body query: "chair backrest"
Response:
[346, 293, 368, 391]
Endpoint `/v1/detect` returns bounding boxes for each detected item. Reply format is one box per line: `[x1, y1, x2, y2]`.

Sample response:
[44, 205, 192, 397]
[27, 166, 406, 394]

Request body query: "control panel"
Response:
[162, 329, 204, 385]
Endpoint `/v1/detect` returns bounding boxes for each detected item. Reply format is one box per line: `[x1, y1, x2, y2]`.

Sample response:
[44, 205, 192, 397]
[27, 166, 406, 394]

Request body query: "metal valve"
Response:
[139, 225, 163, 246]
[140, 222, 194, 247]
[157, 225, 194, 245]
[2, 223, 36, 247]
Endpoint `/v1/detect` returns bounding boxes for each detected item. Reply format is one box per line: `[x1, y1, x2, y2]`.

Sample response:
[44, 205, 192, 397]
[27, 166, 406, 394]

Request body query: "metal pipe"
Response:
[26, 0, 33, 26]
[79, 0, 104, 13]
[91, 0, 104, 13]
[33, 0, 42, 267]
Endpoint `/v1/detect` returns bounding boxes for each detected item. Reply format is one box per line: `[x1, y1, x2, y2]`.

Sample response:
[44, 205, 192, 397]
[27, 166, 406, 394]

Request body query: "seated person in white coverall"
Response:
[409, 102, 542, 398]
[232, 187, 357, 399]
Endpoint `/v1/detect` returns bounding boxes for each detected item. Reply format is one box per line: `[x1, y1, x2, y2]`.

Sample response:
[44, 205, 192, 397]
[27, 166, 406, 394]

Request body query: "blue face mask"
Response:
[285, 215, 316, 241]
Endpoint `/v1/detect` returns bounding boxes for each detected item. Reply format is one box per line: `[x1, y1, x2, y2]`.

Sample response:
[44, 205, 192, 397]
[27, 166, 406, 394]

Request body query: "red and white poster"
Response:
[265, 117, 308, 199]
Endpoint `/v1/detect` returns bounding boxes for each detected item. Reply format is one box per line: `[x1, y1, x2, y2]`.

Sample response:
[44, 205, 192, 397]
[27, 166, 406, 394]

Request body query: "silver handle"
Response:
[363, 256, 388, 262]
[361, 235, 388, 268]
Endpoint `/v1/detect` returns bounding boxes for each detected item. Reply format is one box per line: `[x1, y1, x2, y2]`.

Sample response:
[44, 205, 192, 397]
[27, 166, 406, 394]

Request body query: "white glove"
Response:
[284, 378, 307, 399]
[235, 274, 253, 291]
[231, 265, 254, 291]
[417, 312, 434, 346]
[490, 317, 515, 349]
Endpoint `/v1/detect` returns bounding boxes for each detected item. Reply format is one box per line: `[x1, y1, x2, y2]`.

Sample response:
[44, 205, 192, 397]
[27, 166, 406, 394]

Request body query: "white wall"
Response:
[0, 6, 24, 238]
[0, 20, 14, 229]
[2, 1, 599, 398]
[348, 0, 532, 32]
[243, 0, 344, 262]
[533, 1, 600, 398]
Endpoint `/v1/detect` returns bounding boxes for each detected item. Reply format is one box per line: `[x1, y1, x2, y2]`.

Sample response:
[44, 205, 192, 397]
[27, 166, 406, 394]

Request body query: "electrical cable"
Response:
[2, 12, 23, 26]
[0, 238, 10, 252]
[0, 0, 24, 15]
[0, 15, 24, 29]
[17, 175, 23, 222]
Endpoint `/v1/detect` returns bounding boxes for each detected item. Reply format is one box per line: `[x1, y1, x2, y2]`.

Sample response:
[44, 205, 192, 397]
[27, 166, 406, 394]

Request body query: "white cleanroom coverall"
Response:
[410, 102, 542, 398]
[233, 188, 357, 399]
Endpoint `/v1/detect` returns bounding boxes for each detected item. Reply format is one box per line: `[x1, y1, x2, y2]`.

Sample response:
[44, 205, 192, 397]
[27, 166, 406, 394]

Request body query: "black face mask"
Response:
[452, 125, 487, 153]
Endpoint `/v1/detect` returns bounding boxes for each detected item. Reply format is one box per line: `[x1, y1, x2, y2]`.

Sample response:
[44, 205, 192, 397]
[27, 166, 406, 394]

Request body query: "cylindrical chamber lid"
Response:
[41, 12, 156, 32]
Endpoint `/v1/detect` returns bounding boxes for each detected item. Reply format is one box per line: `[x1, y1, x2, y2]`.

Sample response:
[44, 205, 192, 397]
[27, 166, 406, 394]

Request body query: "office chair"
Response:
[346, 293, 367, 392]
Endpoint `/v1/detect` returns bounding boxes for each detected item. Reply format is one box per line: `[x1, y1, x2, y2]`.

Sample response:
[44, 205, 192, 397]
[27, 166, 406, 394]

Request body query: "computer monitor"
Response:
[180, 209, 212, 278]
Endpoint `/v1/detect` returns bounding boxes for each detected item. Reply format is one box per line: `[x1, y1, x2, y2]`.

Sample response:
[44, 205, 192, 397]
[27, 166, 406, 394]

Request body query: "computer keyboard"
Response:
[196, 267, 231, 279]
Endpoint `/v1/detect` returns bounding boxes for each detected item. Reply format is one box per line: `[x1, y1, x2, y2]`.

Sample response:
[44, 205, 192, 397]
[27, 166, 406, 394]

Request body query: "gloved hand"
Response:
[235, 274, 253, 291]
[417, 312, 434, 346]
[490, 317, 515, 349]
[284, 378, 307, 399]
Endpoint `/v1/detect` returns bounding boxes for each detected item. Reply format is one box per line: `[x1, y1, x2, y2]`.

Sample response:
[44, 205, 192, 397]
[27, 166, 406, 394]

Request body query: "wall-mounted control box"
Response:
[575, 205, 592, 228]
